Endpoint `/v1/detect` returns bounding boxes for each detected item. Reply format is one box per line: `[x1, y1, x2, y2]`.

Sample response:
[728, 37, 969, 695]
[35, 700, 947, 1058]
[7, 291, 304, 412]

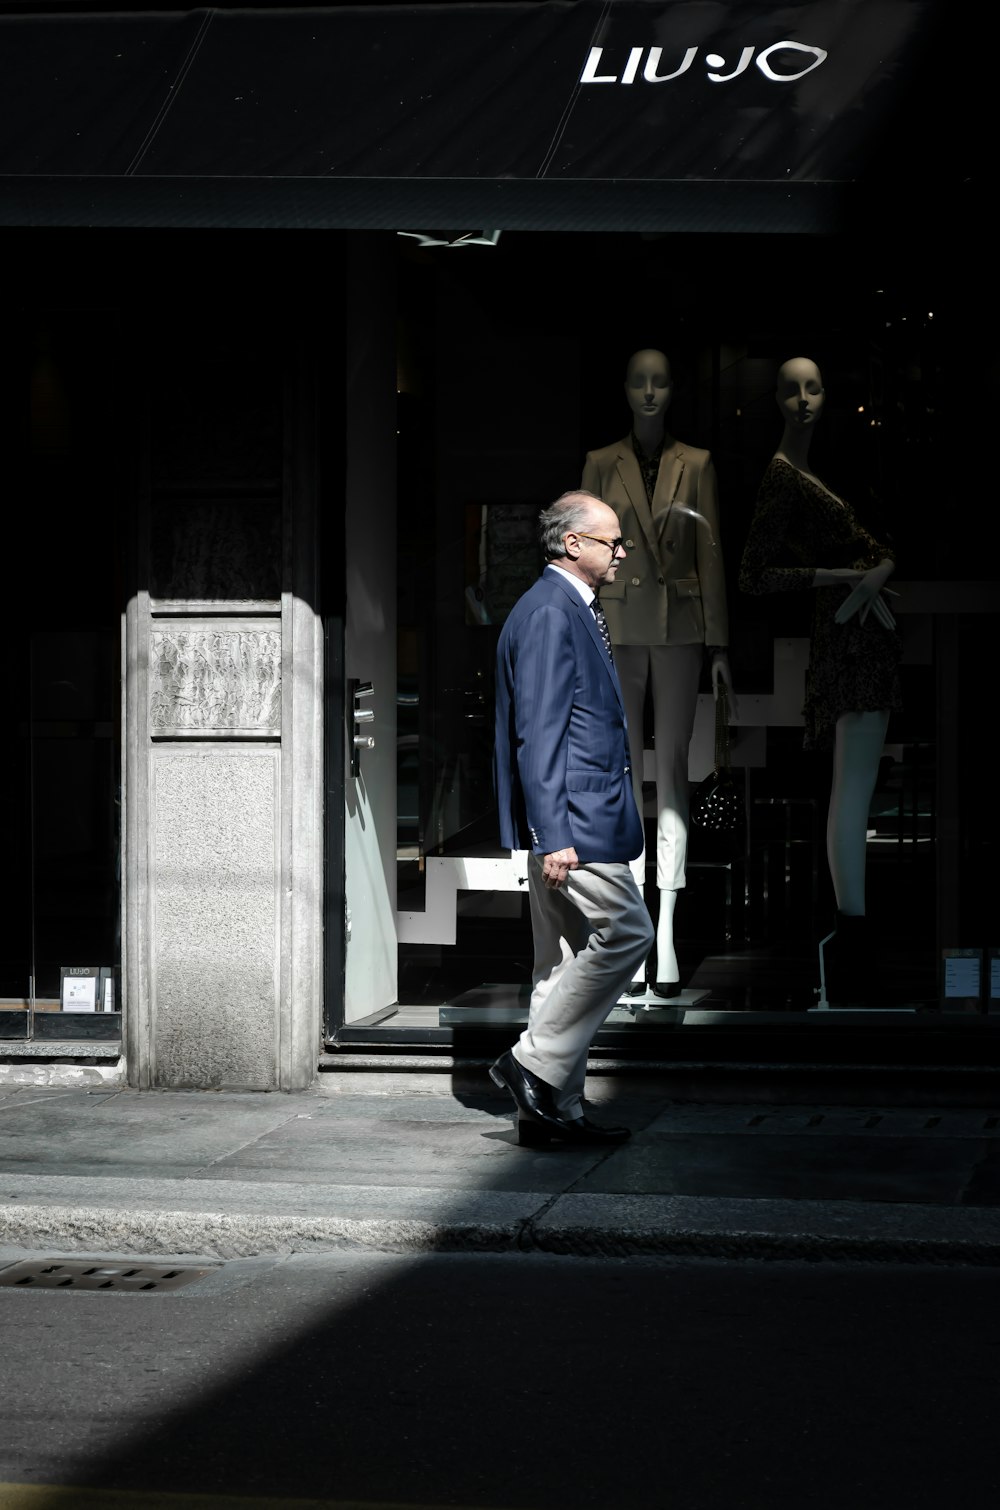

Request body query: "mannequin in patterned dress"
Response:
[739, 357, 902, 1003]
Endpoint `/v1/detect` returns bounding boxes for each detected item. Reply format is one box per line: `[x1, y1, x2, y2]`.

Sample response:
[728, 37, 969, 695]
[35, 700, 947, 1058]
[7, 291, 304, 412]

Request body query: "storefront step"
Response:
[316, 1049, 1000, 1108]
[0, 1040, 125, 1088]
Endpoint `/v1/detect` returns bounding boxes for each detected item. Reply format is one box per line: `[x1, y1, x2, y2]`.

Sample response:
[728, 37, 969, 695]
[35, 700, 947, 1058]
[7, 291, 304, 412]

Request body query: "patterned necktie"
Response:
[591, 598, 613, 660]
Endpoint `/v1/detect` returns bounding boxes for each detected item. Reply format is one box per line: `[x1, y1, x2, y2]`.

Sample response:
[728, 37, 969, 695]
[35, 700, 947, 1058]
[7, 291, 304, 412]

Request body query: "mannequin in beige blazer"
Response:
[582, 348, 732, 996]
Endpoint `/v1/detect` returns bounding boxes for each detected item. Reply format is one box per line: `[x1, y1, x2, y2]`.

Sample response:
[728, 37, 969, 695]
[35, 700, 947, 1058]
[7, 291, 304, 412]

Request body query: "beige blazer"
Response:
[581, 434, 729, 648]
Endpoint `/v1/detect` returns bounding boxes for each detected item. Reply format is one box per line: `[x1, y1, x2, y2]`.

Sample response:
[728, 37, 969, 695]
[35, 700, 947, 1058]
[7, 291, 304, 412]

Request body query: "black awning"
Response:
[0, 1, 963, 231]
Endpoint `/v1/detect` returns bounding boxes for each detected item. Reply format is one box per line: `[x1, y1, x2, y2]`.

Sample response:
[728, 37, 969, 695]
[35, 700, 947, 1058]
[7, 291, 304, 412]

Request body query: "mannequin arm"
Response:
[694, 457, 729, 645]
[739, 469, 815, 596]
[815, 559, 896, 629]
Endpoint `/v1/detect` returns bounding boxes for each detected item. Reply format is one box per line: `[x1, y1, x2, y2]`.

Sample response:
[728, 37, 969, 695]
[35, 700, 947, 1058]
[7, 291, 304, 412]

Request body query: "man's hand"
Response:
[542, 847, 579, 888]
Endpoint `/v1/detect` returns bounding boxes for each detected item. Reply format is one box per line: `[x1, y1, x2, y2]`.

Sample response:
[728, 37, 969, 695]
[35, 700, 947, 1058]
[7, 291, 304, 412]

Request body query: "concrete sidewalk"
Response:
[1, 1073, 999, 1267]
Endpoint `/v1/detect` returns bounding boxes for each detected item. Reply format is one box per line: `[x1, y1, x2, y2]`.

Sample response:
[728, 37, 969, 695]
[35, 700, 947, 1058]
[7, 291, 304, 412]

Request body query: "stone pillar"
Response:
[124, 336, 322, 1090]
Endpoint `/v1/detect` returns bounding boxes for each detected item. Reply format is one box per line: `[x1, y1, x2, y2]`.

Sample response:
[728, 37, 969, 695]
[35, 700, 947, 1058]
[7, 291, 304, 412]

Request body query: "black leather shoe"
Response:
[516, 1111, 631, 1147]
[650, 979, 682, 1000]
[622, 978, 648, 998]
[567, 1115, 631, 1144]
[489, 1050, 567, 1134]
[491, 1051, 632, 1146]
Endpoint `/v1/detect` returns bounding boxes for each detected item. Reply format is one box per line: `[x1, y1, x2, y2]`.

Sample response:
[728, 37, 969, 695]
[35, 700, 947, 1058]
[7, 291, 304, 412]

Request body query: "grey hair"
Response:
[538, 490, 603, 560]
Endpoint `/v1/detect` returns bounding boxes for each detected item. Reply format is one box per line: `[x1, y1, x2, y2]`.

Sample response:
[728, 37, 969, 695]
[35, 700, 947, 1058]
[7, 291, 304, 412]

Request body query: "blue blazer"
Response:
[494, 567, 644, 863]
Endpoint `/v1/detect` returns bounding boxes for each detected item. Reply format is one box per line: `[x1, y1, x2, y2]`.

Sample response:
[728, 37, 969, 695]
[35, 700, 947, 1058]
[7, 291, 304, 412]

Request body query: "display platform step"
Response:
[435, 1002, 939, 1030]
[623, 988, 712, 1011]
[438, 1001, 699, 1026]
[0, 1040, 122, 1059]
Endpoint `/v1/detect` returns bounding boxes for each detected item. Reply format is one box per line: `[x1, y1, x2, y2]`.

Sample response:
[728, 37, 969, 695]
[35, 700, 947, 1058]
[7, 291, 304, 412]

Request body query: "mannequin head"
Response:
[776, 356, 825, 432]
[624, 348, 672, 425]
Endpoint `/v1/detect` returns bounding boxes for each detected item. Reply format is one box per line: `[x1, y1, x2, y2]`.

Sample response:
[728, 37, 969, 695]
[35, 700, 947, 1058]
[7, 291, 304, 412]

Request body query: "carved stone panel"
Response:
[150, 627, 281, 736]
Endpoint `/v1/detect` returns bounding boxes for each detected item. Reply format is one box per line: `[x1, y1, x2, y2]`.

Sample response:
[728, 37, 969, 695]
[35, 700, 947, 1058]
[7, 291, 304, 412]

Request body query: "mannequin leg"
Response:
[614, 645, 652, 987]
[655, 888, 679, 985]
[827, 709, 889, 915]
[823, 710, 889, 1003]
[649, 645, 702, 986]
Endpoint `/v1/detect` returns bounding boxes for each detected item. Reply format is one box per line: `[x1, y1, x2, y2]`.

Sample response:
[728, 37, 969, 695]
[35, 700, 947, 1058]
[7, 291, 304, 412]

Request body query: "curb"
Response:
[526, 1228, 1000, 1266]
[3, 1201, 999, 1267]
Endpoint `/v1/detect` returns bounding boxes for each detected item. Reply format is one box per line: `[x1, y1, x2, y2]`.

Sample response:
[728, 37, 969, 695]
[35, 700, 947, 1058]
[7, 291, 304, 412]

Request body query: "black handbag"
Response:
[689, 685, 745, 855]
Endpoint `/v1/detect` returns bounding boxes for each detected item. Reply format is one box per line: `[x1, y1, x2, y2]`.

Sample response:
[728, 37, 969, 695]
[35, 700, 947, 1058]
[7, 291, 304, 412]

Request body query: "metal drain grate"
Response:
[0, 1258, 220, 1291]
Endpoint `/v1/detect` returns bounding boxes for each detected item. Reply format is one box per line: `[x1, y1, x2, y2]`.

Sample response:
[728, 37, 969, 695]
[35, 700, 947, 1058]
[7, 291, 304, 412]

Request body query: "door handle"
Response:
[348, 679, 375, 776]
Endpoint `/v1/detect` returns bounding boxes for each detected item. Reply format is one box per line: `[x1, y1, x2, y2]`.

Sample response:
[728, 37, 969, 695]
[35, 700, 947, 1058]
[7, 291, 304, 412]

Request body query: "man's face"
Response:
[624, 350, 672, 423]
[573, 504, 627, 590]
[776, 358, 825, 430]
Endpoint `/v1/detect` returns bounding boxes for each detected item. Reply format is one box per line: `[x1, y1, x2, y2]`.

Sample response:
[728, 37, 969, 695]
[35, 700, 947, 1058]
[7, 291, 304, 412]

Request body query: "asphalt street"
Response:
[2, 1248, 999, 1510]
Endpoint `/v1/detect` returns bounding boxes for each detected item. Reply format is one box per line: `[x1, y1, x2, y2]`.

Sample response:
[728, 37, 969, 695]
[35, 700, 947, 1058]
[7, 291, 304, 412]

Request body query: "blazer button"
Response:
[658, 577, 664, 585]
[631, 576, 641, 586]
[625, 538, 635, 549]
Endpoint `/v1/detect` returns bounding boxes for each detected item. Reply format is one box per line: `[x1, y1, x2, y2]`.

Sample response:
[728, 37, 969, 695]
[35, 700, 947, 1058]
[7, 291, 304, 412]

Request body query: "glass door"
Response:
[0, 315, 123, 1042]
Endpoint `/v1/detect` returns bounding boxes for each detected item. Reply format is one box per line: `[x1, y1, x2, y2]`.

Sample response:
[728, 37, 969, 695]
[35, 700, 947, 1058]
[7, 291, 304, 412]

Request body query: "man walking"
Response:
[491, 490, 654, 1146]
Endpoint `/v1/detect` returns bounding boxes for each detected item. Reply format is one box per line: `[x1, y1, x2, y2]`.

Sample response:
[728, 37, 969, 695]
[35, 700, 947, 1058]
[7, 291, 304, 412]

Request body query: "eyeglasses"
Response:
[574, 533, 625, 553]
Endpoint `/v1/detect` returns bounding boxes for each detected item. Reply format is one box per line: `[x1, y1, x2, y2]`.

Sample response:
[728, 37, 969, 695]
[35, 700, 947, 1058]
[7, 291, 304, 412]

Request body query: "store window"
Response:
[391, 230, 995, 1024]
[1, 316, 124, 1039]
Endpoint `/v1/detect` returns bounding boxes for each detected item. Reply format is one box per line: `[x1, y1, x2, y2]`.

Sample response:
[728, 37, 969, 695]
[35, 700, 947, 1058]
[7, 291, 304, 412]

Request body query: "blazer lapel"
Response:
[652, 442, 686, 535]
[581, 594, 627, 710]
[614, 440, 659, 559]
[547, 570, 625, 711]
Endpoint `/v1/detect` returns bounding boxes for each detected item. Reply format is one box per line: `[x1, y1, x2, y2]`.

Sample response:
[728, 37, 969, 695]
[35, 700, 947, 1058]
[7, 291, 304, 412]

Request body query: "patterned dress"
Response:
[739, 456, 902, 750]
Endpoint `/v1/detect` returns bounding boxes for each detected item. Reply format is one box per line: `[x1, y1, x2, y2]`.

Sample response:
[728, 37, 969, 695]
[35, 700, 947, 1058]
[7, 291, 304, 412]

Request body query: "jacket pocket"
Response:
[674, 577, 702, 598]
[566, 769, 614, 793]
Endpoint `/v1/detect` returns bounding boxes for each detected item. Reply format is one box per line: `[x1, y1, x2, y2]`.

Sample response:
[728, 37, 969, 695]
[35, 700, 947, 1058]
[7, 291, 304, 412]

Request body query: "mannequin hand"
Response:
[711, 652, 734, 700]
[836, 583, 897, 630]
[542, 847, 579, 889]
[831, 566, 896, 630]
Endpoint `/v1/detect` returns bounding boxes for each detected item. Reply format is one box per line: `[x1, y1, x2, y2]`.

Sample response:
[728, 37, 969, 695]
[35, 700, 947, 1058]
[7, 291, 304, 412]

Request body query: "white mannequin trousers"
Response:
[514, 854, 653, 1118]
[615, 642, 703, 891]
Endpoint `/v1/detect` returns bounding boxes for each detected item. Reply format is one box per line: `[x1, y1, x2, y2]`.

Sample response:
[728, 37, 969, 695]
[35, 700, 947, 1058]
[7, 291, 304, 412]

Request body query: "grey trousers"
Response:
[514, 853, 654, 1118]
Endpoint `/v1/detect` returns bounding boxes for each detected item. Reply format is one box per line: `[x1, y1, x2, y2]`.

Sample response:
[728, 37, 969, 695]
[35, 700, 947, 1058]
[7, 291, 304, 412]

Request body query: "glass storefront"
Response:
[1, 316, 124, 1039]
[387, 229, 996, 1029]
